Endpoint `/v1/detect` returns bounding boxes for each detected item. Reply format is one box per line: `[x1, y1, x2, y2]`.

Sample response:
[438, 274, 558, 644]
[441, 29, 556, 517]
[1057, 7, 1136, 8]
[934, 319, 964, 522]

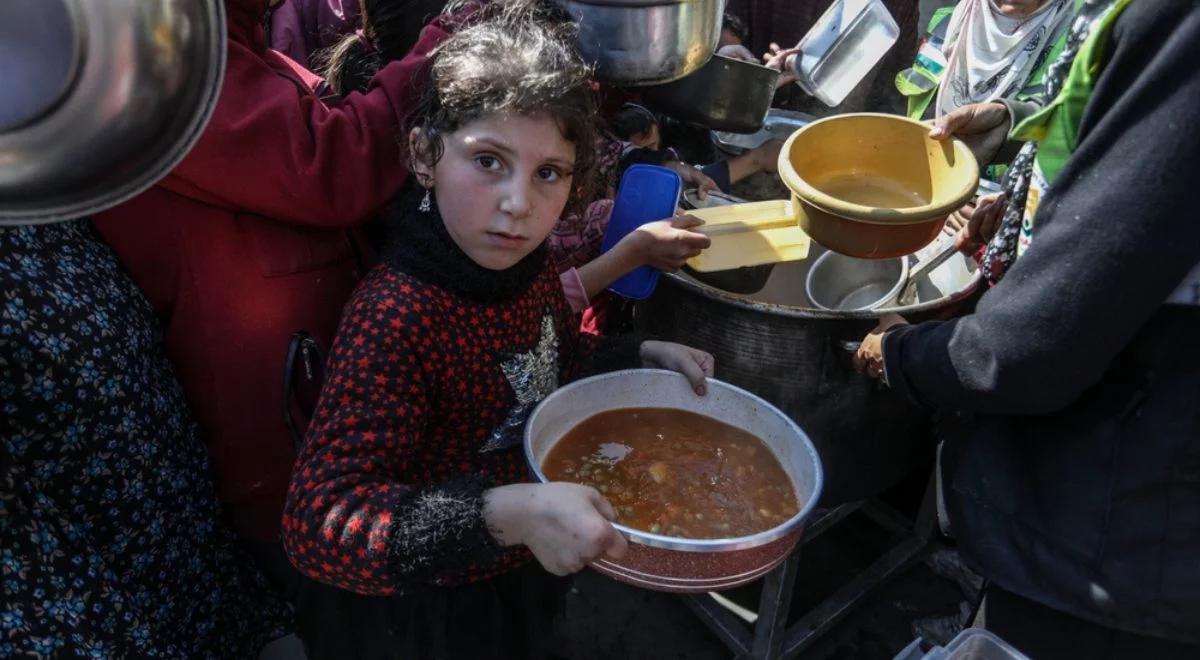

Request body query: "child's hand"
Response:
[628, 214, 712, 272]
[640, 340, 715, 395]
[665, 161, 720, 200]
[484, 482, 628, 576]
[762, 43, 803, 88]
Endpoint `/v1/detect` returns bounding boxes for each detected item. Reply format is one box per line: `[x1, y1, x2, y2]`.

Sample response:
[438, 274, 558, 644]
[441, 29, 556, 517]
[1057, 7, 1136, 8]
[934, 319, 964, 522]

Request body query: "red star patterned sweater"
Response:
[283, 194, 641, 595]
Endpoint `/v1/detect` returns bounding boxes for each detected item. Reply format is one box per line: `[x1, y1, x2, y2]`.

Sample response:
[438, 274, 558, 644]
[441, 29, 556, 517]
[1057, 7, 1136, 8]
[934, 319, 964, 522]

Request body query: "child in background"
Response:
[610, 103, 785, 197]
[282, 8, 713, 659]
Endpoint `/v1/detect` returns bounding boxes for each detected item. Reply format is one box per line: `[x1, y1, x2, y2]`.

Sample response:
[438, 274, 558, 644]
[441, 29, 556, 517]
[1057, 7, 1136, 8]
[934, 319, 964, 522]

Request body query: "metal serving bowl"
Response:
[525, 369, 824, 592]
[559, 0, 723, 86]
[0, 0, 226, 225]
[805, 250, 909, 312]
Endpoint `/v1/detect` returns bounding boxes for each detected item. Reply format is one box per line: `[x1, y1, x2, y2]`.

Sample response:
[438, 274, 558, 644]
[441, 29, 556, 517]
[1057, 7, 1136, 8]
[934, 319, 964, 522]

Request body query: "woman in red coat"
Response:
[92, 0, 454, 576]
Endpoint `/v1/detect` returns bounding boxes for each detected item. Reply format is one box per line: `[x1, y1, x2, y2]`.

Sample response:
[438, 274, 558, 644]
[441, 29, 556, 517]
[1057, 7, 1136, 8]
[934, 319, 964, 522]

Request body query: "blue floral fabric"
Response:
[0, 221, 290, 658]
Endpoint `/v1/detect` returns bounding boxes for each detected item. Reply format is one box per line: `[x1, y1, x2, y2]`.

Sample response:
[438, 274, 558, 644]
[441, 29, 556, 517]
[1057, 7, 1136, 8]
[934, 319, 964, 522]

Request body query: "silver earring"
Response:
[419, 188, 432, 213]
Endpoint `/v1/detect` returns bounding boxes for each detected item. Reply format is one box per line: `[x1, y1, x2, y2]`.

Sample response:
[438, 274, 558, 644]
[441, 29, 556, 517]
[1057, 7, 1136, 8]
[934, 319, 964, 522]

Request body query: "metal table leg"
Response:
[682, 471, 940, 660]
[748, 550, 800, 659]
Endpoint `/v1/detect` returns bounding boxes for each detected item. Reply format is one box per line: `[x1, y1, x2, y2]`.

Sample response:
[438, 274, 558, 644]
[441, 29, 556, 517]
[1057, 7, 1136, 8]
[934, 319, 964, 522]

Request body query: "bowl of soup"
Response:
[524, 369, 823, 592]
[778, 113, 979, 259]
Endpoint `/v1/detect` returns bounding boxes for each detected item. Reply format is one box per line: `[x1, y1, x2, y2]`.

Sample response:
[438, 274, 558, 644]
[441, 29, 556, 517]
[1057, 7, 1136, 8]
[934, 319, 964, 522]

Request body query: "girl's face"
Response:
[412, 114, 576, 271]
[993, 0, 1051, 18]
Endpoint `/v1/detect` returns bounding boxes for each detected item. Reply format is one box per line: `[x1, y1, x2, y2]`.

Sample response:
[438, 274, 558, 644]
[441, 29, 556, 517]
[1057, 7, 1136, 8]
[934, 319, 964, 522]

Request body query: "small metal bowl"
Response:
[0, 0, 226, 225]
[804, 250, 909, 312]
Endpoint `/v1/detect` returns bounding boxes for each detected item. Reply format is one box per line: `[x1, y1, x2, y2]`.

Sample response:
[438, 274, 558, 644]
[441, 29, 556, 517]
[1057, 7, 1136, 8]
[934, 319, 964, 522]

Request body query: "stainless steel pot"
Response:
[641, 53, 779, 132]
[0, 0, 226, 225]
[559, 0, 723, 85]
[805, 251, 909, 312]
[636, 247, 982, 505]
[525, 369, 823, 592]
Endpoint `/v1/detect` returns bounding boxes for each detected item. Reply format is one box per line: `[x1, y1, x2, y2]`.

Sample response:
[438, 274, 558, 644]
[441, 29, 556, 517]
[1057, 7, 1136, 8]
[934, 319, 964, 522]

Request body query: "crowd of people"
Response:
[2, 0, 1197, 658]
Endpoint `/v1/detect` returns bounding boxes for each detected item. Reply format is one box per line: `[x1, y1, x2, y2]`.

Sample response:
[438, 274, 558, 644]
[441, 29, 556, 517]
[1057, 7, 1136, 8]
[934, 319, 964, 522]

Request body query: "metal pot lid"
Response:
[0, 0, 227, 226]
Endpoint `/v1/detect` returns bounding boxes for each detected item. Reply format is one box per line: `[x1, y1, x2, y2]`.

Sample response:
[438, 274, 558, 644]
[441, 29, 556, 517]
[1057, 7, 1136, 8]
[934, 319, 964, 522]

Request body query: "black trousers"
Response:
[295, 564, 569, 660]
[980, 586, 1199, 659]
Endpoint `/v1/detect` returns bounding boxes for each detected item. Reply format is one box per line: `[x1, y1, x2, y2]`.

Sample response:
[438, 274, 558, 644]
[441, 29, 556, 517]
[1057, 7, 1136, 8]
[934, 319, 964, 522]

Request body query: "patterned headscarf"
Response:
[981, 0, 1117, 283]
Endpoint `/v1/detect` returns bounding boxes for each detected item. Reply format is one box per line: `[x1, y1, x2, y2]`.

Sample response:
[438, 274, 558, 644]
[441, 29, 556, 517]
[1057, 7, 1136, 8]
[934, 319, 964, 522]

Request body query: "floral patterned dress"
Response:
[0, 221, 290, 658]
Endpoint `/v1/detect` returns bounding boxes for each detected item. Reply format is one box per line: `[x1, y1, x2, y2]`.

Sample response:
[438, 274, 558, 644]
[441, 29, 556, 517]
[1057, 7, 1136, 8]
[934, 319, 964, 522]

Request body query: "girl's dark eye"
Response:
[476, 155, 501, 171]
[538, 166, 565, 182]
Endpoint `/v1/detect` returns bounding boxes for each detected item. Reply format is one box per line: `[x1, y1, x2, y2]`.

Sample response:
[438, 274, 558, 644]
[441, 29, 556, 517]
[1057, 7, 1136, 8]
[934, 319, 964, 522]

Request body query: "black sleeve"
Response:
[885, 1, 1200, 415]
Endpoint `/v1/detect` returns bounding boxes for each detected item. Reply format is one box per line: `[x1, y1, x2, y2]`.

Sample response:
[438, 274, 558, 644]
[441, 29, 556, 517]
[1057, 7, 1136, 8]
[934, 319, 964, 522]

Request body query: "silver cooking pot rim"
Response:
[661, 261, 984, 320]
[0, 0, 227, 226]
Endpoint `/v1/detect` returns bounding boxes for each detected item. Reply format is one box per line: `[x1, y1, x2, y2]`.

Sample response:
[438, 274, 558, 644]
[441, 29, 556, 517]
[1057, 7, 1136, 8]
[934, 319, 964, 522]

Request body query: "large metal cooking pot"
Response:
[637, 246, 982, 505]
[641, 54, 779, 132]
[0, 0, 226, 225]
[559, 0, 723, 85]
[525, 369, 823, 593]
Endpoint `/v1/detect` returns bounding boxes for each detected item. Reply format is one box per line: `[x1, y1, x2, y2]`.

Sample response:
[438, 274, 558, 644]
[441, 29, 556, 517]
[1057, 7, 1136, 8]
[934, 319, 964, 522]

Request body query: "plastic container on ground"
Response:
[785, 0, 900, 107]
[893, 628, 1030, 660]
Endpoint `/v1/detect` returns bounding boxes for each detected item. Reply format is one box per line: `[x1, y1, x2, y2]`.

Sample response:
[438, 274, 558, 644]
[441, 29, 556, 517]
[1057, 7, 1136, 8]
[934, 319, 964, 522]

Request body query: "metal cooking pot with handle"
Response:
[641, 53, 780, 133]
[559, 0, 724, 85]
[525, 369, 824, 593]
[0, 0, 227, 225]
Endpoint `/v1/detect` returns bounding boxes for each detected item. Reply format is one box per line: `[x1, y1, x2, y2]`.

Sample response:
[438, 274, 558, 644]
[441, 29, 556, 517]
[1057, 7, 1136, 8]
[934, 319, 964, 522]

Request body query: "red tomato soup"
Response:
[542, 408, 800, 539]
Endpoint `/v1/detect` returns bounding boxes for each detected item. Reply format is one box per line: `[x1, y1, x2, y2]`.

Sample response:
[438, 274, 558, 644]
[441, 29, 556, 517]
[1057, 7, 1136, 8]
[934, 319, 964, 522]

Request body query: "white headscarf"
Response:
[935, 0, 1073, 117]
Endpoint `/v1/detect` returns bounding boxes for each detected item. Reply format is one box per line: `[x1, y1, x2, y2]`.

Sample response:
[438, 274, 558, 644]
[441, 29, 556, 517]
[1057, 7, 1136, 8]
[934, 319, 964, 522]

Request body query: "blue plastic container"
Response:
[600, 164, 683, 300]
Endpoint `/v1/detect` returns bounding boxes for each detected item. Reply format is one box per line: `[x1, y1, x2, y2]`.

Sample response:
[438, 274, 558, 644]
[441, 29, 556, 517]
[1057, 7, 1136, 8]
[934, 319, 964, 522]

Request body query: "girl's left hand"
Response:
[852, 314, 909, 381]
[640, 341, 715, 395]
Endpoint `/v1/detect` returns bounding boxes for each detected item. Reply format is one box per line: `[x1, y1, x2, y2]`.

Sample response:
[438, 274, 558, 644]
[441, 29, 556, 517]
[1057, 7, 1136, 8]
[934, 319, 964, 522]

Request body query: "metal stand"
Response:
[684, 473, 938, 659]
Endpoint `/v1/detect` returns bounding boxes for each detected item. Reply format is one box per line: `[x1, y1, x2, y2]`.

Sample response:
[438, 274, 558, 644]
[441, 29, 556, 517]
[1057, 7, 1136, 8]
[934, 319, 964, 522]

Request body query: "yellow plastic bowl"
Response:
[778, 113, 979, 259]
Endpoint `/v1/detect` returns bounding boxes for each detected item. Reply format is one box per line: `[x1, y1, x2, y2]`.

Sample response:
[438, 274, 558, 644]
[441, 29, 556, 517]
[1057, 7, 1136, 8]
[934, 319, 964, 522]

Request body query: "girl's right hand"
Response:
[483, 482, 628, 576]
[629, 214, 712, 272]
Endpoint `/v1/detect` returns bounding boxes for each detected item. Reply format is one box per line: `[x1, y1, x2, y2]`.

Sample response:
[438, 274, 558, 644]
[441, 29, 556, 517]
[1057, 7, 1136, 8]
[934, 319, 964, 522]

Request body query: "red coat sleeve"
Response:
[158, 22, 450, 227]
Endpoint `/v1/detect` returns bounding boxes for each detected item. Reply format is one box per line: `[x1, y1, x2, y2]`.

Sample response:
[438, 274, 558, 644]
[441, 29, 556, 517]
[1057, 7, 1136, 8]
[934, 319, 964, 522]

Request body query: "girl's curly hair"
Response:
[407, 4, 599, 212]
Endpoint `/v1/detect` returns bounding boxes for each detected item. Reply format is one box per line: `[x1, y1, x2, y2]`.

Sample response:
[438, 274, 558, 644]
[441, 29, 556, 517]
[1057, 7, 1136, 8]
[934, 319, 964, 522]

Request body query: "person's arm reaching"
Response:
[160, 20, 452, 227]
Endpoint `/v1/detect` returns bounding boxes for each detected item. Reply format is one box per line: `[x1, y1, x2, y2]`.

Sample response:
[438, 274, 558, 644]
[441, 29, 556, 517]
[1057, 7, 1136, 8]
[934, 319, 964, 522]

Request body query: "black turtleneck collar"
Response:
[382, 186, 548, 303]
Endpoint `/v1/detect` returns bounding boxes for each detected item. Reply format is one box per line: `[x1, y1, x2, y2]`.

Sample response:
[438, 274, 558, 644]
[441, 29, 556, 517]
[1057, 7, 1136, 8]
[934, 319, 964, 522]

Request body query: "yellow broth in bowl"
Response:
[542, 408, 800, 539]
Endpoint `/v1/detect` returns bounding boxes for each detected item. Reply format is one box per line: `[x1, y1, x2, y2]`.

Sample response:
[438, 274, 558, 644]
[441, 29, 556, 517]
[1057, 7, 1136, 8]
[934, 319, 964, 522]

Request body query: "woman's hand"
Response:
[929, 102, 1012, 165]
[852, 314, 909, 382]
[951, 193, 1007, 252]
[484, 482, 628, 576]
[628, 214, 712, 272]
[640, 340, 715, 395]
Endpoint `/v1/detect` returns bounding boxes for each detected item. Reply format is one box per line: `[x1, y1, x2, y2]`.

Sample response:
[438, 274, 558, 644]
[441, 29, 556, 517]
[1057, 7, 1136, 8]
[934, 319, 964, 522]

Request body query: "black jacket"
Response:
[884, 0, 1200, 643]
